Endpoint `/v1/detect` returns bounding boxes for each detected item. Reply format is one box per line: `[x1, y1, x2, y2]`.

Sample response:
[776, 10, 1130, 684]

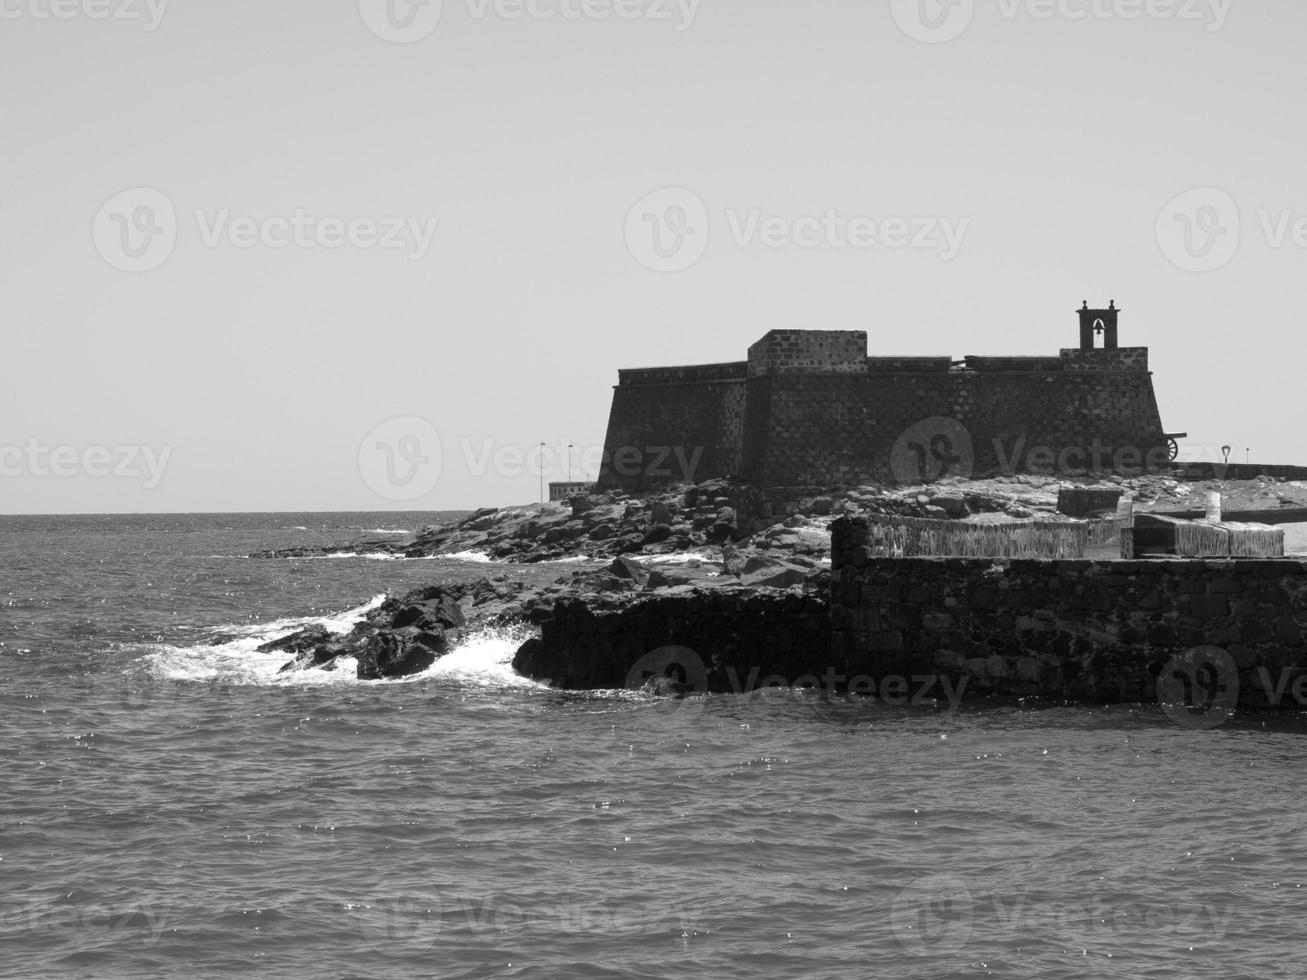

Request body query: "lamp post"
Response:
[567, 443, 574, 484]
[539, 442, 545, 503]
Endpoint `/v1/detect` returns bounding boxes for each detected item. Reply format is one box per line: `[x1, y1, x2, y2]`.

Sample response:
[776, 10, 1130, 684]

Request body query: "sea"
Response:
[3, 512, 1306, 980]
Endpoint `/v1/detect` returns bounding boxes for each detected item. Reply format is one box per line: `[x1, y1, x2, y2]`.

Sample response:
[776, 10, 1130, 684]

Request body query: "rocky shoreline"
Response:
[255, 472, 1307, 688]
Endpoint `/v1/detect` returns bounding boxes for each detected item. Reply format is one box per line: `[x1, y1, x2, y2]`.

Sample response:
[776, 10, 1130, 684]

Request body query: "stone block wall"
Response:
[513, 590, 830, 691]
[743, 369, 1166, 486]
[597, 373, 747, 492]
[748, 330, 868, 376]
[830, 516, 1307, 707]
[1060, 347, 1150, 372]
[597, 330, 1169, 491]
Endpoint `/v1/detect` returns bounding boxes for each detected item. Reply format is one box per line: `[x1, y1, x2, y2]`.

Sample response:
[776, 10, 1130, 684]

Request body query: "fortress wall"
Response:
[749, 369, 1167, 486]
[617, 362, 748, 386]
[830, 518, 1307, 707]
[596, 376, 747, 492]
[1060, 347, 1149, 372]
[748, 330, 868, 376]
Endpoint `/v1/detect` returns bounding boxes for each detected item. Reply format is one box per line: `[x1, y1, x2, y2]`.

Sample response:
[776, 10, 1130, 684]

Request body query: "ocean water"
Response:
[3, 513, 1307, 980]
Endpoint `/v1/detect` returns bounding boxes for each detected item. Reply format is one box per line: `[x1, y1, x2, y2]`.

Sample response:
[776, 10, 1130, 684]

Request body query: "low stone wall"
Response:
[513, 590, 829, 692]
[830, 516, 1307, 707]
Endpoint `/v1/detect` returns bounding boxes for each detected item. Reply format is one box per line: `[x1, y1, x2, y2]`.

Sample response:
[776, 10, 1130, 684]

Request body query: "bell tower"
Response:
[1078, 300, 1119, 351]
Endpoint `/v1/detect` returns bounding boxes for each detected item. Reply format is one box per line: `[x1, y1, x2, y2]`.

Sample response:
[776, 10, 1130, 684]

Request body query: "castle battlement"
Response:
[597, 303, 1168, 490]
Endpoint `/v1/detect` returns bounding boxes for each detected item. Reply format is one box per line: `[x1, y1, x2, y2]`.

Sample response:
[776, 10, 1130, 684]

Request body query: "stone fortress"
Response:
[596, 302, 1171, 491]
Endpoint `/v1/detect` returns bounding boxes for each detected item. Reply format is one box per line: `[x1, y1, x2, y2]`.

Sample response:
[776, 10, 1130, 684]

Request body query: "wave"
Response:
[362, 528, 410, 535]
[446, 550, 494, 563]
[132, 599, 541, 690]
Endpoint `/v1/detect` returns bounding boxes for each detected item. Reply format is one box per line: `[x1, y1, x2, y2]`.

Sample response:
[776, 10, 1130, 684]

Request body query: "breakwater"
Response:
[513, 517, 1307, 713]
[830, 516, 1307, 710]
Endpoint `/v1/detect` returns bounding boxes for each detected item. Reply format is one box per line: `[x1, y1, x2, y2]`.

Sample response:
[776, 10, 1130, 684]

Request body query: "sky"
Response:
[1, 0, 1303, 513]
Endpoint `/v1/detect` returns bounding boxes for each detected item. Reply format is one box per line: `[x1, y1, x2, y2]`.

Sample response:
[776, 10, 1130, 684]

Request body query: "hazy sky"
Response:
[2, 0, 1302, 513]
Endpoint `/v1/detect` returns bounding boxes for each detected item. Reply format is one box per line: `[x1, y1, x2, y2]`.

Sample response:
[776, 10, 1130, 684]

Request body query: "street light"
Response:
[539, 442, 545, 503]
[567, 442, 574, 483]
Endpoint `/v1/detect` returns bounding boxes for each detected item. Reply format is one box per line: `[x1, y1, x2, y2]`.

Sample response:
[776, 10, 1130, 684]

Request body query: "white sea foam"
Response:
[642, 550, 717, 566]
[363, 528, 410, 535]
[136, 598, 540, 690]
[447, 550, 494, 563]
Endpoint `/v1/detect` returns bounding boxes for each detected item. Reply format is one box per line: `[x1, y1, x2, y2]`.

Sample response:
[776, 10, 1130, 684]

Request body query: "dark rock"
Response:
[609, 556, 652, 589]
[258, 624, 332, 655]
[643, 524, 673, 546]
[355, 630, 442, 680]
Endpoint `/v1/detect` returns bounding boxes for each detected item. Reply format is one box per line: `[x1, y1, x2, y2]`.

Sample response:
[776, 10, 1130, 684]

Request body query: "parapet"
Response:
[963, 355, 1066, 372]
[865, 356, 952, 373]
[616, 362, 748, 387]
[747, 330, 868, 377]
[1059, 348, 1149, 372]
